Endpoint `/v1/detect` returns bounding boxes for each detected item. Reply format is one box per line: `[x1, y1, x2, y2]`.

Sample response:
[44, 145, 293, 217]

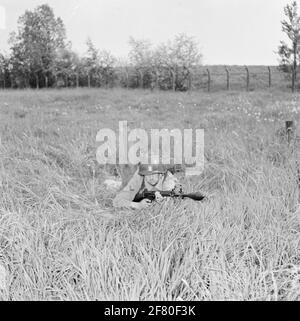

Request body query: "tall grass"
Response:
[0, 88, 299, 300]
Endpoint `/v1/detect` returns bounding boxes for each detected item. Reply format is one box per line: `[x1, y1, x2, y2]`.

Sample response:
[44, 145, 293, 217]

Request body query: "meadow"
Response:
[0, 87, 299, 301]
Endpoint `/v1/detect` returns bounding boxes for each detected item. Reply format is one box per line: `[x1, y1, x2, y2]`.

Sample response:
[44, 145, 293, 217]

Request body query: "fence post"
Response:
[138, 70, 144, 89]
[171, 69, 176, 92]
[65, 75, 68, 87]
[125, 68, 129, 89]
[245, 66, 249, 91]
[225, 67, 230, 90]
[286, 120, 295, 145]
[188, 71, 192, 91]
[268, 66, 272, 88]
[207, 69, 211, 92]
[76, 73, 79, 88]
[88, 74, 91, 88]
[155, 68, 159, 90]
[54, 74, 57, 88]
[35, 74, 39, 89]
[292, 66, 295, 93]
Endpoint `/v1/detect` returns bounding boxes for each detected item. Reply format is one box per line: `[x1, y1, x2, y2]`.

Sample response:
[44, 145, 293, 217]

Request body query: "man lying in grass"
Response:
[113, 162, 182, 210]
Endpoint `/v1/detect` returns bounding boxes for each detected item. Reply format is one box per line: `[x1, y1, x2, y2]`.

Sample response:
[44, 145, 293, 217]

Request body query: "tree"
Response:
[98, 50, 116, 88]
[0, 53, 8, 88]
[278, 1, 300, 91]
[8, 4, 67, 88]
[53, 48, 79, 87]
[83, 38, 100, 87]
[83, 39, 116, 87]
[157, 34, 202, 91]
[127, 34, 202, 90]
[128, 37, 154, 88]
[115, 57, 131, 88]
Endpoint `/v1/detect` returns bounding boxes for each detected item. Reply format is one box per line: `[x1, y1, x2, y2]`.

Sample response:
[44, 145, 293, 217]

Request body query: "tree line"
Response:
[0, 4, 202, 91]
[0, 2, 300, 91]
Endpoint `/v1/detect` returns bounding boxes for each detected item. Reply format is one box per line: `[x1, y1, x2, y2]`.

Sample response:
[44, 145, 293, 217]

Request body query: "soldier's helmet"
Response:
[138, 160, 167, 176]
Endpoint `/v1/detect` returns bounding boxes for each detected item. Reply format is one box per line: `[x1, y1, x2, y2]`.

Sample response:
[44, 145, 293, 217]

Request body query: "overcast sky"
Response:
[0, 0, 290, 65]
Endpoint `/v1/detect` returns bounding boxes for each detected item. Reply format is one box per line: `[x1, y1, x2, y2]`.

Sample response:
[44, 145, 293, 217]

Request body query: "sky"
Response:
[0, 0, 291, 65]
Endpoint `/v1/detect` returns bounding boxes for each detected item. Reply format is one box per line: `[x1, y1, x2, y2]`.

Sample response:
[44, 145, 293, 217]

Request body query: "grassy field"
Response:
[0, 88, 299, 301]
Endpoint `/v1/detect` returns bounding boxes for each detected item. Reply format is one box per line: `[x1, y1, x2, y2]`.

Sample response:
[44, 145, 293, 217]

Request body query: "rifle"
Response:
[134, 190, 206, 203]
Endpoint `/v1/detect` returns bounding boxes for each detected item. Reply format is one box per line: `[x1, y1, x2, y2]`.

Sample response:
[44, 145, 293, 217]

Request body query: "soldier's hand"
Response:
[155, 192, 164, 203]
[173, 184, 183, 194]
[138, 199, 152, 209]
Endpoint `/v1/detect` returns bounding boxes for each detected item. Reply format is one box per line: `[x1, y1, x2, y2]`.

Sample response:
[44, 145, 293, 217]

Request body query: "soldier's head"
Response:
[139, 161, 167, 187]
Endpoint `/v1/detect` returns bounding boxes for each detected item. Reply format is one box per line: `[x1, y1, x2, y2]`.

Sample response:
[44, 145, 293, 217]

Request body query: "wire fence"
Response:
[188, 65, 288, 92]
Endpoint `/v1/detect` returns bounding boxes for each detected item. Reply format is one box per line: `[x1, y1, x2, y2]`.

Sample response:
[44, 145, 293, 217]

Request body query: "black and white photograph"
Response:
[0, 0, 299, 304]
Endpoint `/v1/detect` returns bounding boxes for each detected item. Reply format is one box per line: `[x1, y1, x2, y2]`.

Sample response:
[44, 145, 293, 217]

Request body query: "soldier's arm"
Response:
[113, 170, 145, 209]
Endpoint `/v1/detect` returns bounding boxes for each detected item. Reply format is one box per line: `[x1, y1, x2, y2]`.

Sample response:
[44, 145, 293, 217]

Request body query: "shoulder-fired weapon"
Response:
[134, 190, 206, 203]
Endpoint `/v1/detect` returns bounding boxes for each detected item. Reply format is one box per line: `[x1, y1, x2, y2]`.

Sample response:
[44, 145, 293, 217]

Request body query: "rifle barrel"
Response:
[142, 191, 206, 202]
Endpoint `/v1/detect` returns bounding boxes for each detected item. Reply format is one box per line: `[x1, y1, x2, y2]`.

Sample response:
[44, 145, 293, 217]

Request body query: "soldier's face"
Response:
[145, 173, 163, 186]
